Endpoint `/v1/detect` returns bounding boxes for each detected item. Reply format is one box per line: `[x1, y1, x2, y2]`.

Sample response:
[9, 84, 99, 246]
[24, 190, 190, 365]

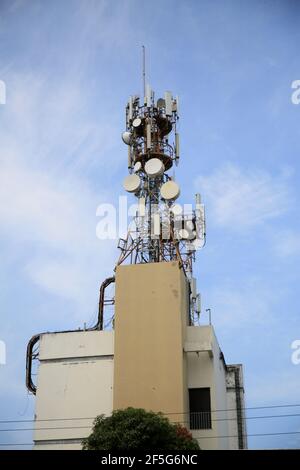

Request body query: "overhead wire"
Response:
[1, 412, 300, 431]
[1, 430, 300, 447]
[0, 402, 299, 449]
[1, 402, 300, 425]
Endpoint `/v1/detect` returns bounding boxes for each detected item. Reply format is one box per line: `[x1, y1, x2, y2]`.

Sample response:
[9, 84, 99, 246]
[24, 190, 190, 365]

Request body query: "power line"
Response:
[1, 403, 300, 424]
[213, 412, 300, 422]
[1, 412, 300, 432]
[1, 430, 300, 448]
[176, 412, 300, 424]
[196, 431, 300, 440]
[164, 403, 300, 416]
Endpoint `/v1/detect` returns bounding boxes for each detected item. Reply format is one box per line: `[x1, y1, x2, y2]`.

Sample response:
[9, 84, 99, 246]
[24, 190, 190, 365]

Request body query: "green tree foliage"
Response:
[82, 407, 200, 450]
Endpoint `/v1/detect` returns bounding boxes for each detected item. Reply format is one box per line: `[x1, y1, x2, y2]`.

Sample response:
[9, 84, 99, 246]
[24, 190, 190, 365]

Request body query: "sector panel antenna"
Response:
[157, 98, 165, 109]
[178, 228, 190, 240]
[170, 203, 182, 216]
[164, 91, 172, 116]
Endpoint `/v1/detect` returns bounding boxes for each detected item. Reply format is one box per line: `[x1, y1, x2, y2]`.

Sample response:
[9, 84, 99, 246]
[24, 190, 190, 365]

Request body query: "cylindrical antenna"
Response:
[142, 45, 146, 100]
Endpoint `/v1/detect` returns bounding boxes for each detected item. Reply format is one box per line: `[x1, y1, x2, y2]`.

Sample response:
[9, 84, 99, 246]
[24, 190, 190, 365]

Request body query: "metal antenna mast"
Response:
[118, 76, 206, 321]
[142, 45, 146, 99]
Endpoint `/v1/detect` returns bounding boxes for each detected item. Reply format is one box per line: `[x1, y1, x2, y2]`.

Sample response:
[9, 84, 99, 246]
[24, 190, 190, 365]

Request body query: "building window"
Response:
[189, 387, 212, 430]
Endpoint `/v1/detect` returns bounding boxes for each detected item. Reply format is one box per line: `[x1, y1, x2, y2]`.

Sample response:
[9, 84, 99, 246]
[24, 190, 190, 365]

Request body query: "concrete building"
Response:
[33, 330, 114, 450]
[31, 262, 247, 450]
[27, 84, 247, 450]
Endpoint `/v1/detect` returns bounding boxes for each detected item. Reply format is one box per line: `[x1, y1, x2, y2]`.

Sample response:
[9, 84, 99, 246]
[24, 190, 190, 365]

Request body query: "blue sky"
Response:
[0, 0, 299, 449]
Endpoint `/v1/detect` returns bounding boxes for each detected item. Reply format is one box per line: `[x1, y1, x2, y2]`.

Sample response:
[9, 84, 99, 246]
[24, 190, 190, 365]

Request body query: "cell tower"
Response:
[116, 50, 206, 321]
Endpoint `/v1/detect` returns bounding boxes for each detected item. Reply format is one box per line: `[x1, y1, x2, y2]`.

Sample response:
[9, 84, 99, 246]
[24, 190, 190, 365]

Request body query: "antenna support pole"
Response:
[142, 45, 146, 99]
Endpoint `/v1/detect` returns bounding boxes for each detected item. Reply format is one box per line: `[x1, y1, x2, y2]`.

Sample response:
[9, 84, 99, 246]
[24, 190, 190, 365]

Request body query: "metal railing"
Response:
[190, 411, 212, 430]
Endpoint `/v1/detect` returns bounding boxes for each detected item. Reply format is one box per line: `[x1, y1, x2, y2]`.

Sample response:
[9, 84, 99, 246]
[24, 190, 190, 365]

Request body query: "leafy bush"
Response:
[82, 407, 200, 450]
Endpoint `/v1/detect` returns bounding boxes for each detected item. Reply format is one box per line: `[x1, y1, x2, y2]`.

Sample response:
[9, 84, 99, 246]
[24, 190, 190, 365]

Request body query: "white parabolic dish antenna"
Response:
[133, 117, 142, 128]
[145, 158, 165, 177]
[160, 180, 180, 200]
[133, 161, 142, 173]
[123, 174, 141, 193]
[121, 131, 132, 145]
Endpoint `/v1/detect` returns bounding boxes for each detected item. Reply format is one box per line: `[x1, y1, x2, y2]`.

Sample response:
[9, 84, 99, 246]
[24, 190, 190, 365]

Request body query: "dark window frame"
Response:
[189, 387, 212, 430]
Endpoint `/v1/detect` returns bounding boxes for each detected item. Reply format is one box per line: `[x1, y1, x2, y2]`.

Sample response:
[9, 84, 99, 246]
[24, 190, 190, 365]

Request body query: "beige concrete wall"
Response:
[113, 261, 189, 424]
[39, 330, 113, 360]
[32, 271, 245, 451]
[34, 330, 114, 450]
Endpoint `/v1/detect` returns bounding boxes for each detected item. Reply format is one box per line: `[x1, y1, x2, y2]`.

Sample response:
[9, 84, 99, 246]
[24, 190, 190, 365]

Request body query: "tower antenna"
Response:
[120, 74, 206, 319]
[142, 45, 146, 99]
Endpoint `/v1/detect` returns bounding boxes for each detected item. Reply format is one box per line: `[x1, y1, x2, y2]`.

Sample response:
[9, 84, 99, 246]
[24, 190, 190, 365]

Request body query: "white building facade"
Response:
[33, 325, 247, 450]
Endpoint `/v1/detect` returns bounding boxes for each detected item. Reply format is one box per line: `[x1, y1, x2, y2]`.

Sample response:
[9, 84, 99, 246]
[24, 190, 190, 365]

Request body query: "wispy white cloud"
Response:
[2, 71, 120, 173]
[207, 277, 278, 330]
[195, 163, 291, 231]
[24, 253, 115, 309]
[271, 230, 300, 258]
[0, 153, 117, 311]
[0, 53, 121, 312]
[0, 158, 90, 248]
[247, 369, 300, 404]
